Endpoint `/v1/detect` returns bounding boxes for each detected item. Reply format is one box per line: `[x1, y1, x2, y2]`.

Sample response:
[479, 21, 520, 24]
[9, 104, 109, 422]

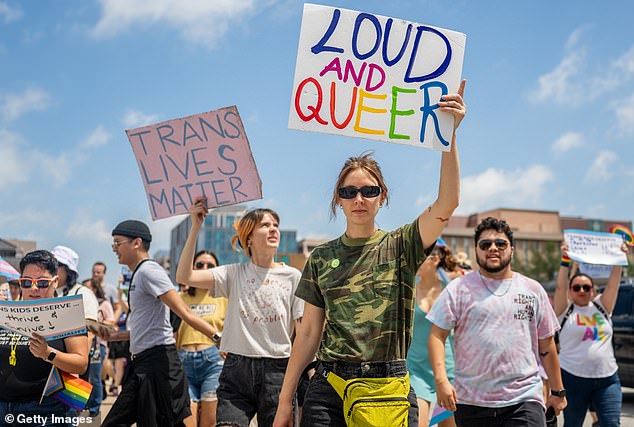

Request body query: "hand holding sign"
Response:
[563, 229, 629, 266]
[190, 197, 209, 228]
[29, 332, 51, 361]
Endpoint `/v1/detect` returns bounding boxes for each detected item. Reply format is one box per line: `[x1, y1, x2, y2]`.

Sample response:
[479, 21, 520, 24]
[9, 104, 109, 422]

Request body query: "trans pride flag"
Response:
[0, 256, 19, 280]
[41, 367, 93, 411]
[429, 404, 453, 426]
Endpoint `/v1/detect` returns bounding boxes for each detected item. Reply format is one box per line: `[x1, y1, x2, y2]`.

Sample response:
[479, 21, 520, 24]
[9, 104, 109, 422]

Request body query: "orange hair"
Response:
[230, 208, 280, 257]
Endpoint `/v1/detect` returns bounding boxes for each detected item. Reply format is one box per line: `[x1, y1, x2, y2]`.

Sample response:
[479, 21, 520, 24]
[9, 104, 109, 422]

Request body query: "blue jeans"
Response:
[0, 397, 70, 426]
[561, 369, 622, 427]
[216, 353, 289, 427]
[87, 343, 107, 414]
[178, 345, 224, 402]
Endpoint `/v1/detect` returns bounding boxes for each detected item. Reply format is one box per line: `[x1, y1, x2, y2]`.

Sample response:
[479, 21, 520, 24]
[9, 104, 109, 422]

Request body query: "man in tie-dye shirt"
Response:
[427, 217, 567, 426]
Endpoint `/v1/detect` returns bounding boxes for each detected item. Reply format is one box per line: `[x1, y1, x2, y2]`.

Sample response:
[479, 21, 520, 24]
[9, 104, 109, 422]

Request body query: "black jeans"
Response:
[215, 353, 289, 427]
[300, 360, 418, 427]
[455, 401, 546, 427]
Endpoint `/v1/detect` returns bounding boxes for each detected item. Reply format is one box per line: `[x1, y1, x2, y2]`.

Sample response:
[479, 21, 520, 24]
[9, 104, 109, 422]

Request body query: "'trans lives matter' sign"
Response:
[289, 4, 466, 151]
[126, 106, 263, 220]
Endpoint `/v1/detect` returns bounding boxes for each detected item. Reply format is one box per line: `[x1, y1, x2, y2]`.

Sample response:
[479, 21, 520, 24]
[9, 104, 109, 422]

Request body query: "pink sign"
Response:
[126, 106, 263, 220]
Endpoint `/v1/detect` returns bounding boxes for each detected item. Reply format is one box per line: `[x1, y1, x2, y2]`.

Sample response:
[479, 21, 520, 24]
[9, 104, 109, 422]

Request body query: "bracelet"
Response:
[560, 255, 571, 268]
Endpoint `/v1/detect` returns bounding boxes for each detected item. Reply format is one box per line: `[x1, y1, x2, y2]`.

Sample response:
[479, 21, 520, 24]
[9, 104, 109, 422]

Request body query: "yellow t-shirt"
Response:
[177, 290, 228, 347]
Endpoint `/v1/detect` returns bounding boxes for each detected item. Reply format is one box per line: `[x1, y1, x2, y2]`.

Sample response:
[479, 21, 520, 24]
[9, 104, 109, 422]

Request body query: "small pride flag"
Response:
[429, 404, 453, 426]
[608, 224, 634, 247]
[41, 367, 93, 411]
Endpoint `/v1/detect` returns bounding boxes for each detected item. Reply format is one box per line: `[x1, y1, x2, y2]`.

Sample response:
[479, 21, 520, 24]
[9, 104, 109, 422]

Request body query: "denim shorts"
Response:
[0, 397, 69, 426]
[178, 345, 224, 402]
[215, 353, 289, 427]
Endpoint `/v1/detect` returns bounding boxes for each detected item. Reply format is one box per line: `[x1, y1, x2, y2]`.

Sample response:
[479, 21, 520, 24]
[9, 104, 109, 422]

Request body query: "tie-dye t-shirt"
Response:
[426, 271, 559, 407]
[557, 296, 617, 378]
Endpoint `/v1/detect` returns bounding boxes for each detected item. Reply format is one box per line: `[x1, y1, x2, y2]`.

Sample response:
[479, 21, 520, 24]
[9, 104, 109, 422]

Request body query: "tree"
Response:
[512, 241, 560, 284]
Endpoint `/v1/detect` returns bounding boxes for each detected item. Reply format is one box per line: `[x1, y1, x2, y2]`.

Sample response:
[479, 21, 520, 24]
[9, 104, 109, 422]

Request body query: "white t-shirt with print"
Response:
[427, 271, 559, 408]
[212, 262, 303, 358]
[557, 295, 617, 378]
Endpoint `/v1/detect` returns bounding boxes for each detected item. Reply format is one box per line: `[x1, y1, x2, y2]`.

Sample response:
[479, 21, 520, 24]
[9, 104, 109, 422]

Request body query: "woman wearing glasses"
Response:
[273, 81, 466, 427]
[176, 207, 304, 427]
[554, 243, 628, 427]
[177, 250, 227, 427]
[0, 250, 89, 425]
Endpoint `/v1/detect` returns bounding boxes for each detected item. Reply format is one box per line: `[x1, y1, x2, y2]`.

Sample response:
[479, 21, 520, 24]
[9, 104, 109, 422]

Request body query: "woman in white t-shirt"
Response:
[554, 243, 628, 427]
[176, 201, 304, 427]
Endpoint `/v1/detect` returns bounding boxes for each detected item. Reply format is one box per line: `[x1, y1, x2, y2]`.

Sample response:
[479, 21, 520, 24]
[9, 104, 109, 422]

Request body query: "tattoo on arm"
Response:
[427, 205, 432, 214]
[539, 351, 549, 357]
[435, 216, 449, 223]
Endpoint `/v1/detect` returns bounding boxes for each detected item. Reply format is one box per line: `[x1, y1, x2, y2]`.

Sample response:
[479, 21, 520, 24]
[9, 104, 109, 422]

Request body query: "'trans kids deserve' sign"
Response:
[563, 229, 629, 266]
[289, 4, 466, 151]
[126, 106, 263, 220]
[0, 295, 87, 340]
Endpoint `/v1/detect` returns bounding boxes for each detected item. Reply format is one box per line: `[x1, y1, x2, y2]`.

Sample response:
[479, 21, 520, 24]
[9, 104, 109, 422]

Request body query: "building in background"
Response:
[442, 207, 632, 277]
[169, 205, 299, 283]
[0, 238, 37, 270]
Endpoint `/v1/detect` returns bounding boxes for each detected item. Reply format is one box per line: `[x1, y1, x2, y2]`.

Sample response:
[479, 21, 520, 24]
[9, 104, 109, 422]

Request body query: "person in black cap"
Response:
[102, 219, 219, 427]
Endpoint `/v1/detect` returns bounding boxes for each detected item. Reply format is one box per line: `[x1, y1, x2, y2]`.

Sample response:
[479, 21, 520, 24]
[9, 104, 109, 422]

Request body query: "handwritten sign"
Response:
[126, 106, 263, 220]
[0, 295, 87, 340]
[289, 4, 466, 151]
[564, 229, 628, 266]
[579, 263, 612, 280]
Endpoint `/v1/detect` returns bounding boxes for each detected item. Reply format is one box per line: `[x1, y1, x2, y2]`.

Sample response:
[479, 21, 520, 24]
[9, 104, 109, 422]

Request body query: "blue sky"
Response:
[1, 0, 633, 285]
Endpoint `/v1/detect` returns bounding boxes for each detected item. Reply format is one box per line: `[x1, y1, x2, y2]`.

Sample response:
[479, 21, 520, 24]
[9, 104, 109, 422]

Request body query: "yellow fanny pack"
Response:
[326, 371, 410, 427]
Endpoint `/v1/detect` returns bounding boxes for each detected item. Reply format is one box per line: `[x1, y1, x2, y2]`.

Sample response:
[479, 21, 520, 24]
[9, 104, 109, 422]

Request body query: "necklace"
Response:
[9, 333, 20, 366]
[479, 271, 513, 297]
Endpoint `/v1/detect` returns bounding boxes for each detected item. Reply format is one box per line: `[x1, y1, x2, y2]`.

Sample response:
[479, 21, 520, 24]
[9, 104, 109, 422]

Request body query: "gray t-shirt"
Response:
[127, 260, 176, 355]
[102, 282, 120, 306]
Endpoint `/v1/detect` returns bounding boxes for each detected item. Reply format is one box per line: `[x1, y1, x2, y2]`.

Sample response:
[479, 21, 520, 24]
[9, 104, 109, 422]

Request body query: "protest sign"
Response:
[126, 106, 263, 220]
[0, 295, 87, 340]
[579, 263, 613, 280]
[563, 229, 629, 266]
[289, 4, 466, 151]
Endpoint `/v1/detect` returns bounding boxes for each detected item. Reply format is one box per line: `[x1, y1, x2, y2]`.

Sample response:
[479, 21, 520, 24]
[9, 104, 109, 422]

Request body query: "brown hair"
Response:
[434, 245, 458, 272]
[330, 151, 389, 219]
[231, 208, 280, 257]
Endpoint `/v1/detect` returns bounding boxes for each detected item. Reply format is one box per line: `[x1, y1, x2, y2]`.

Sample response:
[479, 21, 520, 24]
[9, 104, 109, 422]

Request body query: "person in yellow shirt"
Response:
[177, 250, 228, 427]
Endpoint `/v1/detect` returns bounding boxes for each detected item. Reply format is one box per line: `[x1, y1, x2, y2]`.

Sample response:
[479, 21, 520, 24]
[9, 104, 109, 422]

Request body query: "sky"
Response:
[1, 0, 633, 285]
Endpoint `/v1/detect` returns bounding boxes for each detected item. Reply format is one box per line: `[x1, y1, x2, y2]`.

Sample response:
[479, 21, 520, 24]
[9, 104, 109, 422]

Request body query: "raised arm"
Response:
[553, 242, 571, 316]
[175, 197, 215, 291]
[599, 243, 628, 313]
[418, 80, 466, 249]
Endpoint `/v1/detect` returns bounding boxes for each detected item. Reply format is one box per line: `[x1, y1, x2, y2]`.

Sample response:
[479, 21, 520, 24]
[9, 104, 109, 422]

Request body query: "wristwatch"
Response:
[551, 389, 566, 398]
[47, 349, 57, 363]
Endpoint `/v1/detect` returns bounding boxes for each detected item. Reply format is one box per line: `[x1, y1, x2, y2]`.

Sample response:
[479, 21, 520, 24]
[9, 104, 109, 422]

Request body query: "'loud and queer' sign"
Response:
[126, 106, 263, 220]
[289, 4, 466, 151]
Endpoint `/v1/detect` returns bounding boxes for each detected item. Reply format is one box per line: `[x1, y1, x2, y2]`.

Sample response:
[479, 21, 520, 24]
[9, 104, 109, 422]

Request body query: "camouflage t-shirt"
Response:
[295, 219, 430, 362]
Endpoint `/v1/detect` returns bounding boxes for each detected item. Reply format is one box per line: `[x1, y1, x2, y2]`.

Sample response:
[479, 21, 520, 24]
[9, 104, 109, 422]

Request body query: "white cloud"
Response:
[150, 216, 185, 251]
[123, 109, 159, 128]
[0, 128, 28, 188]
[65, 213, 113, 243]
[530, 29, 634, 106]
[551, 131, 584, 154]
[612, 92, 634, 135]
[92, 0, 260, 48]
[1, 88, 52, 121]
[458, 165, 554, 214]
[81, 125, 111, 148]
[586, 150, 618, 181]
[32, 151, 73, 188]
[0, 1, 22, 23]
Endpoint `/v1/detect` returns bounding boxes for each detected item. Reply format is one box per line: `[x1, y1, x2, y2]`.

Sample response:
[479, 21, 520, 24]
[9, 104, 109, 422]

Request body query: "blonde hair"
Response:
[231, 208, 280, 257]
[330, 151, 389, 219]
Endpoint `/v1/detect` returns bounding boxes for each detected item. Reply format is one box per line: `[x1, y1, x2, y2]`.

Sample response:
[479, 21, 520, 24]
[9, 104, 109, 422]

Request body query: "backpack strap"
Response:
[591, 300, 611, 325]
[559, 304, 575, 329]
[127, 258, 155, 313]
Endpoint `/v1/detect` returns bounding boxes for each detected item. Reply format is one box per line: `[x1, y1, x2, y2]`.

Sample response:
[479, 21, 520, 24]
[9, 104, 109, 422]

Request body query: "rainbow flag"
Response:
[41, 367, 92, 411]
[609, 224, 634, 247]
[429, 404, 453, 426]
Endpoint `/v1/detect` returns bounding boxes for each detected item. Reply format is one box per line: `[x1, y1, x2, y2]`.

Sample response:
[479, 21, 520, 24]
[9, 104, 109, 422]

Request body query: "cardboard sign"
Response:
[564, 229, 629, 266]
[0, 295, 87, 340]
[126, 106, 263, 220]
[289, 4, 466, 151]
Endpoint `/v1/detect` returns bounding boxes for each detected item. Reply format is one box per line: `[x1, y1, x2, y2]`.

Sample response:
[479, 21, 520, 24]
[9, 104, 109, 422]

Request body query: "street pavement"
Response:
[86, 387, 634, 426]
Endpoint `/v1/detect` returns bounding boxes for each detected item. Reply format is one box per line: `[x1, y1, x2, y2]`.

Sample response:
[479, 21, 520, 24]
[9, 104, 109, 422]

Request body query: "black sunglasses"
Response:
[337, 186, 381, 199]
[571, 284, 592, 293]
[195, 262, 217, 270]
[478, 239, 510, 251]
